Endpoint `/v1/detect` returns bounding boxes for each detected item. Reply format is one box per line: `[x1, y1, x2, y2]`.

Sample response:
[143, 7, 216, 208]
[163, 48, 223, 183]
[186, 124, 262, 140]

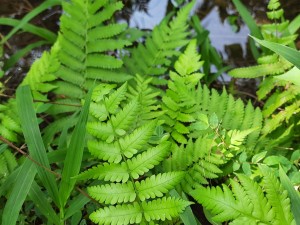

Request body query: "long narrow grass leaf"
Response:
[59, 87, 93, 207]
[64, 194, 90, 220]
[1, 159, 36, 225]
[251, 36, 300, 69]
[29, 181, 61, 225]
[16, 85, 59, 206]
[0, 18, 57, 42]
[3, 40, 49, 70]
[1, 0, 61, 43]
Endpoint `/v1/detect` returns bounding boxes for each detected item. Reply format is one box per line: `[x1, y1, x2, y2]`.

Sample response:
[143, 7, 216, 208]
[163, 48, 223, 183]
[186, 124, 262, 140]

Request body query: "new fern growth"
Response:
[76, 79, 191, 224]
[191, 166, 296, 225]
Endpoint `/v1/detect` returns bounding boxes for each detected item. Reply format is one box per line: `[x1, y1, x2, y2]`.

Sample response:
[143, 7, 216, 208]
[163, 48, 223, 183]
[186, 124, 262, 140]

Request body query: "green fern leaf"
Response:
[191, 171, 296, 224]
[76, 163, 129, 183]
[260, 165, 296, 225]
[142, 197, 192, 222]
[88, 182, 136, 204]
[119, 120, 157, 158]
[90, 202, 142, 225]
[127, 142, 171, 179]
[136, 172, 185, 201]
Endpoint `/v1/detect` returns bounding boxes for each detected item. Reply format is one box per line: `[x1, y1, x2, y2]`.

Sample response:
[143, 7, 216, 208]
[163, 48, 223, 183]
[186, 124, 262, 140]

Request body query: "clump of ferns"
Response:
[76, 76, 191, 224]
[228, 0, 299, 141]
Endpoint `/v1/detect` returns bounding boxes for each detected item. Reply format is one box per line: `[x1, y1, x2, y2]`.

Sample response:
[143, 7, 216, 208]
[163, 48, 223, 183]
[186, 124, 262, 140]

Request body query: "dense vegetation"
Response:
[0, 0, 300, 224]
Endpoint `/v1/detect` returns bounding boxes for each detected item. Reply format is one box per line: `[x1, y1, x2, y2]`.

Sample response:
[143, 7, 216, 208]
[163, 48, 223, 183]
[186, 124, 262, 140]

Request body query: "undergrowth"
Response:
[0, 0, 299, 224]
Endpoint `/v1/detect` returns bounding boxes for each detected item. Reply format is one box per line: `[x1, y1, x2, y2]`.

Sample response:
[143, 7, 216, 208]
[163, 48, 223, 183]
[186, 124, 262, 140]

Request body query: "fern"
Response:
[191, 167, 296, 225]
[123, 0, 195, 85]
[0, 147, 18, 184]
[77, 79, 191, 224]
[161, 40, 263, 151]
[161, 39, 204, 143]
[0, 100, 22, 143]
[228, 0, 300, 139]
[229, 0, 297, 79]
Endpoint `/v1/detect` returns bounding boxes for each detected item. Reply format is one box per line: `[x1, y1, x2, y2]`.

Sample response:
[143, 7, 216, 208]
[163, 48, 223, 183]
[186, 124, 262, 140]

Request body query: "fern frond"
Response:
[123, 0, 195, 85]
[191, 172, 296, 225]
[261, 166, 297, 225]
[161, 40, 204, 144]
[165, 137, 224, 192]
[41, 0, 132, 115]
[81, 78, 189, 224]
[228, 57, 292, 78]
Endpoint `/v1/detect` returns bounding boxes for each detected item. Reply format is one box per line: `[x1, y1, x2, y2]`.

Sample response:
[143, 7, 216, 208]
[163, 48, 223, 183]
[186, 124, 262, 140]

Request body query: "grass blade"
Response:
[0, 18, 57, 43]
[16, 85, 59, 206]
[59, 88, 93, 208]
[64, 194, 90, 220]
[3, 40, 49, 70]
[279, 165, 300, 224]
[0, 0, 61, 44]
[232, 0, 263, 59]
[2, 159, 36, 225]
[251, 36, 300, 69]
[29, 181, 61, 225]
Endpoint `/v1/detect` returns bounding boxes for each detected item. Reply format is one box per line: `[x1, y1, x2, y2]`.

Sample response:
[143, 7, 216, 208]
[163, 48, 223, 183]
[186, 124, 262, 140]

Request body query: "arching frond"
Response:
[191, 170, 296, 225]
[123, 1, 195, 85]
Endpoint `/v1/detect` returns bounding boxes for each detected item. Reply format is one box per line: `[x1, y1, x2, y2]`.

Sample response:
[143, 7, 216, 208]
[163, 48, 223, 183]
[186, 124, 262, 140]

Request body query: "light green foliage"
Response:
[191, 168, 296, 225]
[77, 78, 191, 224]
[228, 0, 300, 140]
[21, 42, 59, 101]
[0, 100, 22, 142]
[0, 148, 17, 184]
[123, 0, 195, 85]
[161, 41, 263, 150]
[161, 39, 204, 143]
[229, 0, 297, 79]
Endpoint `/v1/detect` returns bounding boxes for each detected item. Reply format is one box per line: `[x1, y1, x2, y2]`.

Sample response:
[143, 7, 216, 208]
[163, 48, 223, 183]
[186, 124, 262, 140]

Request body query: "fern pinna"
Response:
[123, 0, 195, 85]
[191, 166, 296, 225]
[76, 78, 190, 224]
